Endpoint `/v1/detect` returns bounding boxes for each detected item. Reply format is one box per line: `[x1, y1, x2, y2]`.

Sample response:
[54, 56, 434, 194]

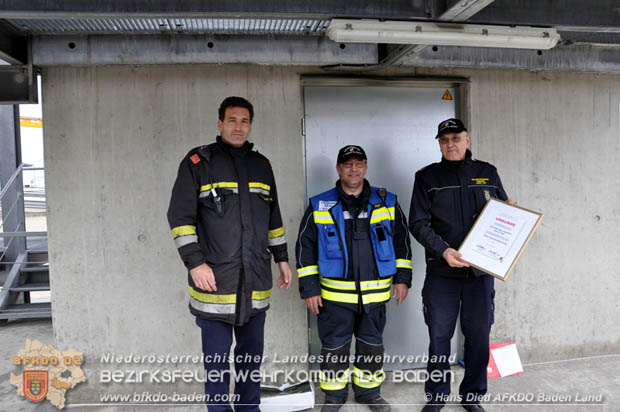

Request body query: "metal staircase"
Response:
[0, 164, 51, 323]
[0, 250, 50, 321]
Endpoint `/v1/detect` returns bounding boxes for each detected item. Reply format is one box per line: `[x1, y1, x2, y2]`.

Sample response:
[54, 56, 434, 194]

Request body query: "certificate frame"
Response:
[458, 198, 544, 281]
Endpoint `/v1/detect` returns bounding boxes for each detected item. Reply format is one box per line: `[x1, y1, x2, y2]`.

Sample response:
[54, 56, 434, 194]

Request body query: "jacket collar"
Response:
[440, 149, 473, 168]
[335, 179, 371, 207]
[216, 135, 253, 155]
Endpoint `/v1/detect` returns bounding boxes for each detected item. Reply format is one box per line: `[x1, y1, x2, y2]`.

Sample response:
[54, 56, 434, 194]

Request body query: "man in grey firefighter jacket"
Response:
[296, 145, 412, 412]
[167, 96, 292, 412]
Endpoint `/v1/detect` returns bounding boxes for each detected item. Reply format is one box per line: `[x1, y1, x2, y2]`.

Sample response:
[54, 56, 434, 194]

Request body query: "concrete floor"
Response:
[1, 319, 617, 412]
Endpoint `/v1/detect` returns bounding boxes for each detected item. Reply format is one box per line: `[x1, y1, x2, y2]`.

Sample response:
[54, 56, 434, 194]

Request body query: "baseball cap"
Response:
[337, 145, 367, 164]
[436, 118, 467, 138]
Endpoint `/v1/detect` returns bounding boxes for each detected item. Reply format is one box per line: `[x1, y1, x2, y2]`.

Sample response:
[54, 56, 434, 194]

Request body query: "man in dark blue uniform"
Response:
[296, 145, 412, 412]
[409, 119, 513, 412]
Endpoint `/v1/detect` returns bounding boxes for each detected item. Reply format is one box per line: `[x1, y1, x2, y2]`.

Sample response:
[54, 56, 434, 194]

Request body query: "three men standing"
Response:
[409, 118, 511, 412]
[296, 145, 412, 412]
[168, 106, 507, 412]
[167, 96, 292, 412]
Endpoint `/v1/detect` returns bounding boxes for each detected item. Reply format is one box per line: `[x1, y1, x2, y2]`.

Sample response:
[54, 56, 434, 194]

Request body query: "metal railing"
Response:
[0, 163, 47, 264]
[0, 162, 50, 319]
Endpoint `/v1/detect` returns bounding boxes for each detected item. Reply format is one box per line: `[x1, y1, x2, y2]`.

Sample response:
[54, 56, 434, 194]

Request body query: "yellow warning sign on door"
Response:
[441, 90, 453, 101]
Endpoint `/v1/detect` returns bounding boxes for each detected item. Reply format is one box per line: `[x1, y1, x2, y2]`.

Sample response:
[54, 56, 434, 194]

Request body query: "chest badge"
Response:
[318, 200, 337, 211]
[484, 190, 490, 201]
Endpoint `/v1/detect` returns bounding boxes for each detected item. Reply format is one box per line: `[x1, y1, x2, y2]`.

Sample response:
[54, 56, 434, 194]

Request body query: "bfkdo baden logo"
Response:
[23, 370, 49, 401]
[10, 339, 86, 409]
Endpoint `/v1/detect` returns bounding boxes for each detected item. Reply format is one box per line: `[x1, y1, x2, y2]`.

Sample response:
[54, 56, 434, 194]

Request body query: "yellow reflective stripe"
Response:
[353, 375, 383, 389]
[321, 278, 357, 291]
[361, 290, 391, 304]
[200, 182, 239, 192]
[396, 259, 412, 269]
[352, 366, 385, 379]
[352, 367, 384, 389]
[321, 289, 359, 304]
[252, 289, 272, 301]
[249, 182, 271, 191]
[320, 381, 347, 391]
[360, 278, 392, 291]
[189, 287, 236, 304]
[268, 227, 285, 238]
[319, 368, 349, 390]
[171, 225, 196, 238]
[314, 217, 335, 224]
[369, 207, 396, 224]
[298, 265, 319, 278]
[369, 212, 391, 224]
[313, 211, 335, 224]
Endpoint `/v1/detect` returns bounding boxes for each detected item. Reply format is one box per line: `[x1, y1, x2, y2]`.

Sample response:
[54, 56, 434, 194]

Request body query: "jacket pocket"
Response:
[323, 226, 343, 259]
[199, 188, 236, 216]
[373, 223, 395, 261]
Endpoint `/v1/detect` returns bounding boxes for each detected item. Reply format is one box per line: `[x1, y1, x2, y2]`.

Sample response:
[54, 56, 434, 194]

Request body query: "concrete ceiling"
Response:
[1, 0, 620, 72]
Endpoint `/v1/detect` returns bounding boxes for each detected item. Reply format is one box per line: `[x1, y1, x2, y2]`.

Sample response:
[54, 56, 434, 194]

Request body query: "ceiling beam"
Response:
[377, 0, 496, 68]
[0, 64, 37, 103]
[402, 43, 620, 74]
[0, 19, 26, 64]
[438, 0, 496, 21]
[32, 34, 377, 66]
[0, 0, 430, 20]
[468, 0, 620, 31]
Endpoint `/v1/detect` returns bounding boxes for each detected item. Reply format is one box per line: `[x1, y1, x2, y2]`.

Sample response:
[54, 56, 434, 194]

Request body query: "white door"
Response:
[303, 80, 464, 369]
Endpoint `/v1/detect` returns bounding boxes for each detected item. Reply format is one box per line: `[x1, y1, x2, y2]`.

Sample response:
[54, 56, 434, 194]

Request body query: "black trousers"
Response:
[422, 274, 494, 405]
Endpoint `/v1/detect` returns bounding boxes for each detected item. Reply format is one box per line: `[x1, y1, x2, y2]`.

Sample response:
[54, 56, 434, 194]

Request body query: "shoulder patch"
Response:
[190, 154, 200, 164]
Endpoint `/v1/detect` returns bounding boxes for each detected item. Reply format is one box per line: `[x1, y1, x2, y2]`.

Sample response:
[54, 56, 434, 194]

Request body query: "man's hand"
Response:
[189, 263, 217, 291]
[304, 295, 323, 315]
[276, 261, 292, 290]
[507, 199, 517, 206]
[392, 283, 409, 306]
[442, 248, 470, 268]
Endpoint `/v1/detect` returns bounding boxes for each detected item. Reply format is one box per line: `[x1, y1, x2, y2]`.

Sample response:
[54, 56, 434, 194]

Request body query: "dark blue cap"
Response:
[337, 145, 367, 164]
[436, 118, 467, 138]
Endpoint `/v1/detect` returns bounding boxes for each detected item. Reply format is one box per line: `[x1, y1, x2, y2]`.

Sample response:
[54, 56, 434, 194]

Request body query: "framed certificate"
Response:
[458, 199, 543, 281]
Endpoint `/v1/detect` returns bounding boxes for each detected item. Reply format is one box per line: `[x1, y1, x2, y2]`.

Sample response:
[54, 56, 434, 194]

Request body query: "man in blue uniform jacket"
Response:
[409, 119, 514, 412]
[296, 145, 413, 412]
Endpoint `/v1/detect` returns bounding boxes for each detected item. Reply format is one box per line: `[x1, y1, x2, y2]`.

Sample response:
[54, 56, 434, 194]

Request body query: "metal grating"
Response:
[7, 18, 330, 35]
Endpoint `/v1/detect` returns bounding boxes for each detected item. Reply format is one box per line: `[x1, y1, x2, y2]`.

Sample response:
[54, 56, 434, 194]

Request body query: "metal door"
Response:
[302, 79, 464, 370]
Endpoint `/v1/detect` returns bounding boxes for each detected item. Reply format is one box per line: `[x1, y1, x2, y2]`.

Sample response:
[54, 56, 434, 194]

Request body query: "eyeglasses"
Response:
[340, 161, 366, 169]
[438, 136, 464, 145]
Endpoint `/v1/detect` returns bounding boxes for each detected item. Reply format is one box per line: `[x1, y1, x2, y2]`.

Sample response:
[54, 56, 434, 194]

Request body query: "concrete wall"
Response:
[42, 66, 309, 399]
[42, 66, 620, 397]
[468, 70, 620, 361]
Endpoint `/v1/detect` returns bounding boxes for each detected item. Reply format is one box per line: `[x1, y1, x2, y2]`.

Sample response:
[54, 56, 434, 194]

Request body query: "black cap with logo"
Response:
[436, 118, 467, 139]
[337, 145, 367, 164]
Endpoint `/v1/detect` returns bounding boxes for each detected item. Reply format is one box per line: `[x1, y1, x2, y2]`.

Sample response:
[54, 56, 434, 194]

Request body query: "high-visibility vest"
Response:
[310, 186, 397, 279]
